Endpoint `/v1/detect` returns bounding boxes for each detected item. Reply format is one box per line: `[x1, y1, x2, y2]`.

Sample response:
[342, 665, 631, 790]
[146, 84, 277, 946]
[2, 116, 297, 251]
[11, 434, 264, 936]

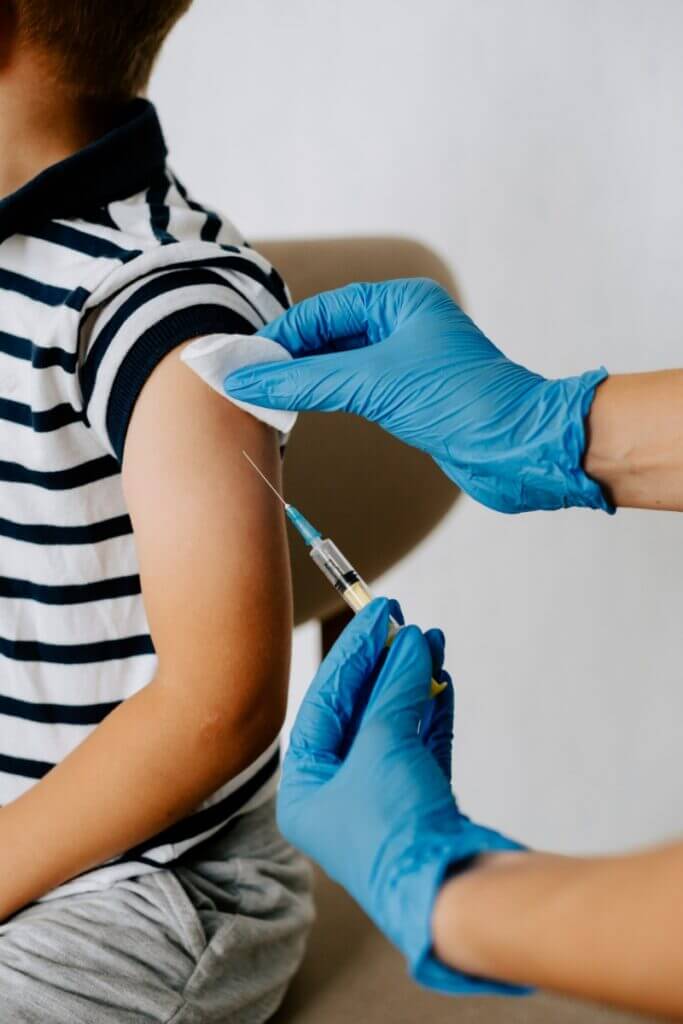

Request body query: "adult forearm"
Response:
[0, 678, 277, 919]
[584, 371, 683, 510]
[432, 842, 683, 1017]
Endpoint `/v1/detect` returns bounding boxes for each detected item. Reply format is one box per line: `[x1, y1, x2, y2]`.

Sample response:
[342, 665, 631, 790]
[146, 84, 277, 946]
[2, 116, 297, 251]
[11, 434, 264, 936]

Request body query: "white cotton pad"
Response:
[180, 334, 297, 437]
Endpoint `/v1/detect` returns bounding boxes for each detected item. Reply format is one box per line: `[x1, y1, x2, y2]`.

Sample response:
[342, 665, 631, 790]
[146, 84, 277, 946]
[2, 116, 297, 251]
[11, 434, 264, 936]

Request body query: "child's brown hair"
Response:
[14, 0, 193, 99]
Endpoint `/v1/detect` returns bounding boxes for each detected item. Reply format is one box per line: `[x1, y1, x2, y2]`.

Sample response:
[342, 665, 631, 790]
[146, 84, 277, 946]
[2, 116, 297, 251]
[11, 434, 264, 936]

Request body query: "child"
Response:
[0, 2, 312, 1021]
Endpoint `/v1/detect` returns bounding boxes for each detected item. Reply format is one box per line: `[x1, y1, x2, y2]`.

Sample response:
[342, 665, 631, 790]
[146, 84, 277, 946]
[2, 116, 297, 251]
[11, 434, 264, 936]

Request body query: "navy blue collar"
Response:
[0, 99, 167, 242]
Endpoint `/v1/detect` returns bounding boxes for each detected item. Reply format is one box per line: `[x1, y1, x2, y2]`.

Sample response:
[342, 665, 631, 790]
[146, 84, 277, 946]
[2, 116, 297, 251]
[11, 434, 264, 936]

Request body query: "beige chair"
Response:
[256, 238, 666, 1024]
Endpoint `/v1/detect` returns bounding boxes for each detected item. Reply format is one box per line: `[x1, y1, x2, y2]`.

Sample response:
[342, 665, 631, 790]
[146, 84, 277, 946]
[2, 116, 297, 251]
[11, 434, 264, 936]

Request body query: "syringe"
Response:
[243, 451, 445, 698]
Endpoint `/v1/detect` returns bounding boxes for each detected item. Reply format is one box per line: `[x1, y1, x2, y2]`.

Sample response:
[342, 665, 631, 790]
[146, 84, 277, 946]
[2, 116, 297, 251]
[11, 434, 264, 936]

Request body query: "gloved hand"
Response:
[225, 279, 612, 514]
[278, 597, 528, 995]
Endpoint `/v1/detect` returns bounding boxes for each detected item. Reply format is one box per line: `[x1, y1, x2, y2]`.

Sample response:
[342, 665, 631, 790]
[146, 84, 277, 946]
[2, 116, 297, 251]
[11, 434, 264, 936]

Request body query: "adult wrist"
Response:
[582, 370, 683, 511]
[582, 373, 639, 508]
[389, 823, 529, 995]
[432, 851, 525, 977]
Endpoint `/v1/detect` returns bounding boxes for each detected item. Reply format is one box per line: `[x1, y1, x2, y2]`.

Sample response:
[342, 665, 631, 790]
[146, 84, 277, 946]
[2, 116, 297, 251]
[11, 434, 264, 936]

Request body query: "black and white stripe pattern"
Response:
[0, 101, 287, 900]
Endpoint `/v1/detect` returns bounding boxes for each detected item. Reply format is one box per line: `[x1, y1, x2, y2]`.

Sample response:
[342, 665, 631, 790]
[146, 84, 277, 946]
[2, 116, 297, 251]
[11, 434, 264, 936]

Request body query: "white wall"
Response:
[150, 0, 683, 855]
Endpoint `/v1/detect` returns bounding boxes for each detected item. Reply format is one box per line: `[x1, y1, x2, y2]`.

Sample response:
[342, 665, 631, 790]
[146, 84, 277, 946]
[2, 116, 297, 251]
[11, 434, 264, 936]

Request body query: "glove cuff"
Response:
[555, 366, 614, 514]
[440, 365, 613, 515]
[394, 823, 532, 996]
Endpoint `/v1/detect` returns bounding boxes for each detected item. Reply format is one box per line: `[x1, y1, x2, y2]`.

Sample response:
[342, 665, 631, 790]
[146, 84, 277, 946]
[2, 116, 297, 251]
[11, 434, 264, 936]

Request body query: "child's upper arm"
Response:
[121, 342, 292, 761]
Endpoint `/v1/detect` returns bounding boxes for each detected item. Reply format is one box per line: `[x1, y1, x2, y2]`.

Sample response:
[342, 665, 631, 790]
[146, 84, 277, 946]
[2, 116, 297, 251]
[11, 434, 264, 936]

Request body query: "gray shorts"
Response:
[0, 799, 313, 1024]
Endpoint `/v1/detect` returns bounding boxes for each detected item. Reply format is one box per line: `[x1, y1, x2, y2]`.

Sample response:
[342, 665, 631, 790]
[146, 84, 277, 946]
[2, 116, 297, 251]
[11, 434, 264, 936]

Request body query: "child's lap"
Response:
[0, 799, 313, 1024]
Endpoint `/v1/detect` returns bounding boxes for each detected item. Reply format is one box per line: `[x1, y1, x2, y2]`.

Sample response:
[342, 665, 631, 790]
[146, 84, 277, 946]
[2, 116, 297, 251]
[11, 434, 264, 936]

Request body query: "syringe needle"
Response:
[242, 450, 287, 507]
[244, 452, 444, 697]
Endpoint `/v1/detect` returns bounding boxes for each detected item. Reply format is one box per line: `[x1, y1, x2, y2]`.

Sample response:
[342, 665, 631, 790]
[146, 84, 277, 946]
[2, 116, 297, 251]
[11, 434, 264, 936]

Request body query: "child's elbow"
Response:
[154, 646, 289, 783]
[195, 677, 287, 769]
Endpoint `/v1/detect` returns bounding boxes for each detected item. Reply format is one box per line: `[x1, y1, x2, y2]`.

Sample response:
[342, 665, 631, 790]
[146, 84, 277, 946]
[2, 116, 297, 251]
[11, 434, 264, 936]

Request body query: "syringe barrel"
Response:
[309, 537, 374, 614]
[310, 537, 443, 697]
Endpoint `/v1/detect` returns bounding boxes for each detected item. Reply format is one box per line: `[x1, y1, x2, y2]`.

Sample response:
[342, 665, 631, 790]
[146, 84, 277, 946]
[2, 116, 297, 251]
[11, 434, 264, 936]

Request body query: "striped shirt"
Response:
[0, 99, 288, 899]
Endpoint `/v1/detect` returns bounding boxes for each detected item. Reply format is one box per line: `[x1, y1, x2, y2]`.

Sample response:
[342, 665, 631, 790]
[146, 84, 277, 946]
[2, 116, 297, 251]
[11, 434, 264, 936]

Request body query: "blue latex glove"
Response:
[278, 597, 529, 995]
[226, 279, 612, 514]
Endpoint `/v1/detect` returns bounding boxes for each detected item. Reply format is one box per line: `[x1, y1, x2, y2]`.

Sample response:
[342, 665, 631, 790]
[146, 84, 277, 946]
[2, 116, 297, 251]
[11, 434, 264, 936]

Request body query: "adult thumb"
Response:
[224, 346, 371, 415]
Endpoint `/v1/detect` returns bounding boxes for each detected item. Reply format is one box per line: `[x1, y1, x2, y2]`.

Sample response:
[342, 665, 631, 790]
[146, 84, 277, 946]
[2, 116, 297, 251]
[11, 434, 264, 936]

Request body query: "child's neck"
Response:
[0, 63, 119, 199]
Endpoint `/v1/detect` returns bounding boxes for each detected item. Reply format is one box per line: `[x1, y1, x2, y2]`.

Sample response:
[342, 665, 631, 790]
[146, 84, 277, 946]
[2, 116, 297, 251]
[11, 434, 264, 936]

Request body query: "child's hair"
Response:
[14, 0, 193, 100]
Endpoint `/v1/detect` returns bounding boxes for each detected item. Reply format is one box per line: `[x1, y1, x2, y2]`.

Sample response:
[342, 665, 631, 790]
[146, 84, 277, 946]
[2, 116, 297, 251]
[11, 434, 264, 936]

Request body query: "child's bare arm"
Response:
[0, 344, 291, 918]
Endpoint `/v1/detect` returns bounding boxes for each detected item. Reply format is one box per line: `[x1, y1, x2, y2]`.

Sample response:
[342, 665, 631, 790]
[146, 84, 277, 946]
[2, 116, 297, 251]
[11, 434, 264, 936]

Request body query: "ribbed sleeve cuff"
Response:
[106, 304, 255, 462]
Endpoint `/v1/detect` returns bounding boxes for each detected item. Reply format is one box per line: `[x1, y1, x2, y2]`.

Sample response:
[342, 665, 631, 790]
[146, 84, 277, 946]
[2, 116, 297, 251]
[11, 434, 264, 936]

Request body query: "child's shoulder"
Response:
[71, 166, 287, 319]
[73, 177, 289, 464]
